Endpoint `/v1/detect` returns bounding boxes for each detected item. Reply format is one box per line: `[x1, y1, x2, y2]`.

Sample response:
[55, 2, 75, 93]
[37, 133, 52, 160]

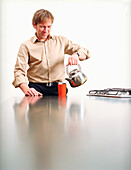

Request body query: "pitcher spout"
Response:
[65, 78, 71, 83]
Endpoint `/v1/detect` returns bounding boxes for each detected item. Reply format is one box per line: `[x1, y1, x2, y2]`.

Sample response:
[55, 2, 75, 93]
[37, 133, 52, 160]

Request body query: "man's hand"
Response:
[24, 88, 43, 96]
[66, 53, 79, 66]
[19, 83, 43, 96]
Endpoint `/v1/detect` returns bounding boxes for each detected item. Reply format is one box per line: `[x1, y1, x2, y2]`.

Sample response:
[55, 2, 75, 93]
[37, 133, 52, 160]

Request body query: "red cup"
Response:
[58, 83, 67, 97]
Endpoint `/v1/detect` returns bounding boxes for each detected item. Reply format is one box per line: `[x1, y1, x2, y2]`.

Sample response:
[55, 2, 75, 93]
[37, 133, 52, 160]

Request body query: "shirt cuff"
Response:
[77, 48, 90, 60]
[12, 76, 27, 88]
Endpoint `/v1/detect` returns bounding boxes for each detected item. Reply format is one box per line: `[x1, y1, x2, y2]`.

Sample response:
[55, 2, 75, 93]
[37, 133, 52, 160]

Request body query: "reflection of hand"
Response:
[27, 96, 43, 105]
[21, 96, 43, 108]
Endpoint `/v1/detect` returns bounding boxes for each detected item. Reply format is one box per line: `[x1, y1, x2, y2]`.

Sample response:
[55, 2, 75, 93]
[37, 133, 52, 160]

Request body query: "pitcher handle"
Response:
[66, 64, 81, 76]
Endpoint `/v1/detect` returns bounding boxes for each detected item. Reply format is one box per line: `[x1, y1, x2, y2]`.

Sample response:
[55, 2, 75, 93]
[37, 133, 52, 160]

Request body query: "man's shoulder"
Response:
[52, 35, 69, 42]
[21, 36, 36, 45]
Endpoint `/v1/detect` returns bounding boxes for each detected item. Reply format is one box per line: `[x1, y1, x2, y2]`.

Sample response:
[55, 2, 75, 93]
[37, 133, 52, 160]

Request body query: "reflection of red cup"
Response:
[58, 83, 67, 97]
[58, 96, 67, 107]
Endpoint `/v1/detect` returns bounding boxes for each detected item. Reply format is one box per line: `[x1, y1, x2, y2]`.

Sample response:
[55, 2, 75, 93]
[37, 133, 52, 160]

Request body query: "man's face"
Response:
[33, 19, 52, 41]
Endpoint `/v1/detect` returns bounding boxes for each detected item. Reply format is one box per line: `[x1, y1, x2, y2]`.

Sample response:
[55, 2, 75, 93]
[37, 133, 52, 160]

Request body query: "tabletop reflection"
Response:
[14, 96, 67, 170]
[1, 95, 131, 170]
[13, 96, 88, 170]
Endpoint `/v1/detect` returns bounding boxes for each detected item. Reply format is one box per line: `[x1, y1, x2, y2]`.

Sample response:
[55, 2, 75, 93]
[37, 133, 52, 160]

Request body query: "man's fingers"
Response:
[37, 92, 43, 96]
[25, 88, 43, 96]
[67, 55, 78, 66]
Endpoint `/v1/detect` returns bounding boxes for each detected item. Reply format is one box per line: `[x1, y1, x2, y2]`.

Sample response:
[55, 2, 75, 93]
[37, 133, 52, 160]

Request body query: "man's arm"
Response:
[13, 44, 42, 96]
[66, 50, 90, 66]
[64, 37, 90, 66]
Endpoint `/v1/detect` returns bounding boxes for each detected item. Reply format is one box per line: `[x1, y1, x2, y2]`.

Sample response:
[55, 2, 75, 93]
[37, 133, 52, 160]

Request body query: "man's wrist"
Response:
[19, 83, 29, 93]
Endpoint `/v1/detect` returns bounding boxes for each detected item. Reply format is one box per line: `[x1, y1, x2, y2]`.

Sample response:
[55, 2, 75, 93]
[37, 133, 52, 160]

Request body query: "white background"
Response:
[0, 0, 131, 102]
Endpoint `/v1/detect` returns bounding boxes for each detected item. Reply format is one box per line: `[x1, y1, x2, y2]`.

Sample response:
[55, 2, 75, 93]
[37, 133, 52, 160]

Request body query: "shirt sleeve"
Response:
[12, 43, 29, 88]
[63, 37, 90, 60]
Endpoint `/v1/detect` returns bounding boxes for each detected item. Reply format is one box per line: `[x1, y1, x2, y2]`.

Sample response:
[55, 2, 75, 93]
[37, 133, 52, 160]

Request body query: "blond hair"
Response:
[32, 9, 54, 25]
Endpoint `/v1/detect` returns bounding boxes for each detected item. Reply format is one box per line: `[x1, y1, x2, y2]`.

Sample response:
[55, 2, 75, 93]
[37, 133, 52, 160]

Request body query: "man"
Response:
[12, 9, 90, 96]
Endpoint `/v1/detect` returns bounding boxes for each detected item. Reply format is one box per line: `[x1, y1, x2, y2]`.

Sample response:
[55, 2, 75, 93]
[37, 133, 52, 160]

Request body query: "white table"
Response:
[0, 94, 131, 170]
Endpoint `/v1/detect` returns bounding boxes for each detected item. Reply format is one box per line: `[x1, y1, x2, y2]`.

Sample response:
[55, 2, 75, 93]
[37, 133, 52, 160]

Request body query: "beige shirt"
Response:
[12, 35, 90, 88]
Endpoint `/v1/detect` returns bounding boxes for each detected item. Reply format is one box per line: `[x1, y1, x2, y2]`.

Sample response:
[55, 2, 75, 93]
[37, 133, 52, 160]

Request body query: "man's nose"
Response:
[44, 27, 48, 32]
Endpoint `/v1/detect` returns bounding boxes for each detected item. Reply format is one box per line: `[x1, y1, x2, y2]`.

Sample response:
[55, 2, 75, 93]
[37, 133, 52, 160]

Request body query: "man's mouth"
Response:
[42, 32, 47, 35]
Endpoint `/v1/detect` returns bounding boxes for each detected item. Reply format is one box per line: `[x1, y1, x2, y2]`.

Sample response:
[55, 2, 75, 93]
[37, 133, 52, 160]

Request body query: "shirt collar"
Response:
[32, 34, 54, 43]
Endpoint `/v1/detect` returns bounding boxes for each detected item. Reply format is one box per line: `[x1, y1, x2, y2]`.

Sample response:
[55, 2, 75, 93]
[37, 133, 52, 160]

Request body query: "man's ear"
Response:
[33, 22, 36, 29]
